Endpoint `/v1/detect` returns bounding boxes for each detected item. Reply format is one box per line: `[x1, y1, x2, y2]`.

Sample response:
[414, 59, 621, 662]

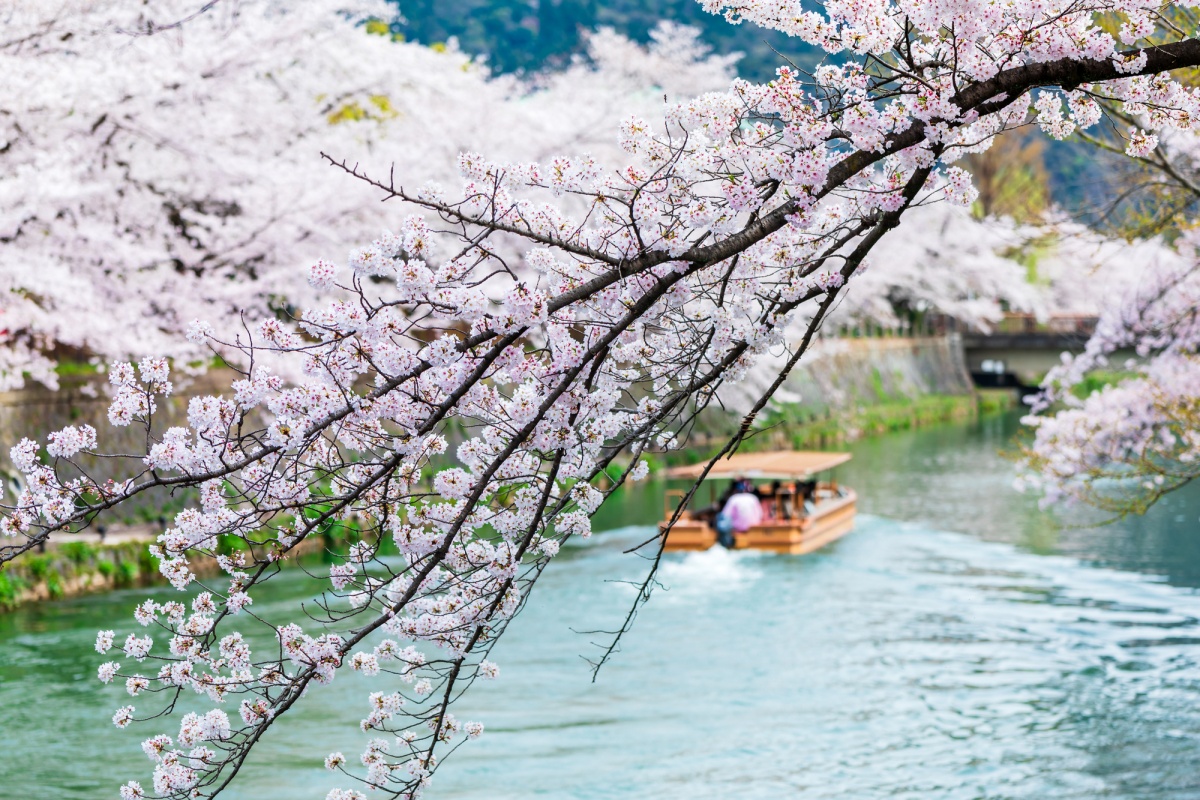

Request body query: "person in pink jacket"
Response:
[715, 487, 762, 547]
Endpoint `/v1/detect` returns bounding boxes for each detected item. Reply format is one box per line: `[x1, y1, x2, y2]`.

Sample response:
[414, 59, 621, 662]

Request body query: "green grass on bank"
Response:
[762, 391, 1013, 449]
[0, 539, 157, 610]
[648, 389, 1019, 470]
[1069, 369, 1140, 400]
[0, 511, 396, 612]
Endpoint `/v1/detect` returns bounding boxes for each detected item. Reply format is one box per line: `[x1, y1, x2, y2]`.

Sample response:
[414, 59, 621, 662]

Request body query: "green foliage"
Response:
[25, 555, 52, 581]
[216, 534, 249, 557]
[365, 17, 391, 36]
[999, 233, 1057, 286]
[96, 560, 116, 579]
[368, 94, 398, 117]
[389, 0, 820, 80]
[327, 101, 369, 124]
[0, 571, 25, 610]
[976, 388, 1017, 416]
[59, 541, 97, 566]
[326, 94, 400, 125]
[52, 359, 102, 378]
[116, 558, 139, 588]
[869, 367, 888, 402]
[137, 546, 159, 578]
[1070, 370, 1140, 399]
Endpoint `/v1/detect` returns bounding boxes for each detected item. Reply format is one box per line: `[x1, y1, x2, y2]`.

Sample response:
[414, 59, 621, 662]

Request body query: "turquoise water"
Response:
[3, 413, 1200, 798]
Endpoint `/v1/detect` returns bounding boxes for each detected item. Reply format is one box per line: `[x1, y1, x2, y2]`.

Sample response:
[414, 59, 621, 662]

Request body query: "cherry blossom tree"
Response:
[1019, 246, 1200, 514]
[0, 1, 735, 391]
[835, 200, 1045, 327]
[1017, 26, 1200, 514]
[5, 0, 1200, 798]
[1020, 180, 1200, 514]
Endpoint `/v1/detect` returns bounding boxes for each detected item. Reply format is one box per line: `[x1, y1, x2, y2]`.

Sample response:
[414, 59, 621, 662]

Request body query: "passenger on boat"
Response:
[757, 479, 791, 520]
[717, 491, 762, 547]
[701, 477, 750, 528]
[792, 480, 817, 517]
[714, 510, 733, 547]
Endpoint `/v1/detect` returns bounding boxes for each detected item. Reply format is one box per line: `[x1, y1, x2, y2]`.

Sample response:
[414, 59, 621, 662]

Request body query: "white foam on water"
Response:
[656, 545, 765, 601]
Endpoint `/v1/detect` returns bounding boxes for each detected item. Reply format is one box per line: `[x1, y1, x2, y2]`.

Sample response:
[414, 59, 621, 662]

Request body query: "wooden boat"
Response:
[659, 450, 856, 554]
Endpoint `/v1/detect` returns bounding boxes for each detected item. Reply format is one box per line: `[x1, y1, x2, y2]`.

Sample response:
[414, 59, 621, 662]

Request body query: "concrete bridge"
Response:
[960, 314, 1101, 395]
[828, 314, 1109, 401]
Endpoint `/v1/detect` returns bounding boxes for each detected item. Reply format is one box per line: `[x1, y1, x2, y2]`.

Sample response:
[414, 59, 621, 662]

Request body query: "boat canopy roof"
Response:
[664, 450, 852, 481]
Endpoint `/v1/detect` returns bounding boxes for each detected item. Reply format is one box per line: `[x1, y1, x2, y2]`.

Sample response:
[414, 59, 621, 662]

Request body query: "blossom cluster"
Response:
[1021, 232, 1200, 512]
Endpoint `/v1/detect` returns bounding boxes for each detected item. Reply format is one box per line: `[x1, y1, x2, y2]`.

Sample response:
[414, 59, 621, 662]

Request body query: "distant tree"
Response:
[0, 2, 1029, 396]
[1019, 229, 1200, 514]
[964, 129, 1051, 223]
[1021, 139, 1200, 511]
[0, 2, 734, 391]
[392, 0, 818, 79]
[1019, 11, 1200, 515]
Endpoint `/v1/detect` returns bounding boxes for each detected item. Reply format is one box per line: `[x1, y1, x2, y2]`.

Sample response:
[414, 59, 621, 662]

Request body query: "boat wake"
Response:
[656, 545, 765, 600]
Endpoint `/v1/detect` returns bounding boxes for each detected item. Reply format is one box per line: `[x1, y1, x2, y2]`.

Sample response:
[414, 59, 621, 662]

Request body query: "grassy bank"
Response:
[761, 389, 1015, 449]
[0, 539, 160, 610]
[0, 521, 385, 612]
[651, 388, 1018, 469]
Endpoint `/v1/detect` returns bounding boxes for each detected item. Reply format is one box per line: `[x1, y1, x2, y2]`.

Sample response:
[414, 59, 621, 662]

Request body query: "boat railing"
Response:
[663, 489, 688, 521]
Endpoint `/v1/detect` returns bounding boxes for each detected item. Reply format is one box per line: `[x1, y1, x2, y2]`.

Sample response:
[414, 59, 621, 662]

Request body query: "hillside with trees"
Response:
[391, 0, 820, 79]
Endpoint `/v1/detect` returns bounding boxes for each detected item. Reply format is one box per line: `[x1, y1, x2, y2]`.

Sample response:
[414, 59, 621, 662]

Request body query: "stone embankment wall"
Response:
[0, 369, 237, 496]
[2, 536, 167, 609]
[706, 334, 1010, 451]
[0, 368, 379, 610]
[0, 369, 244, 610]
[769, 334, 974, 411]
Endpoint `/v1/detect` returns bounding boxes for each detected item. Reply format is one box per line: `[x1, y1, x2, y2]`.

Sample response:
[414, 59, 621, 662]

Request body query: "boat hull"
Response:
[660, 489, 857, 554]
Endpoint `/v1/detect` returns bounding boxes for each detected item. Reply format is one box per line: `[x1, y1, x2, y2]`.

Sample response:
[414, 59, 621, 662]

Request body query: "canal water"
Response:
[3, 412, 1200, 798]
